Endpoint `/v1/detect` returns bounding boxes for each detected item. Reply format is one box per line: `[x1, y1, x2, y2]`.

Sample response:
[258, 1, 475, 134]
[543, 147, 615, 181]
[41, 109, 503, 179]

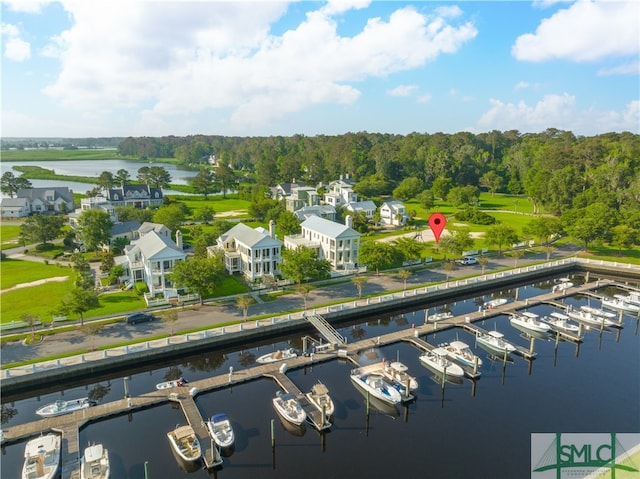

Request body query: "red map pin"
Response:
[428, 213, 446, 243]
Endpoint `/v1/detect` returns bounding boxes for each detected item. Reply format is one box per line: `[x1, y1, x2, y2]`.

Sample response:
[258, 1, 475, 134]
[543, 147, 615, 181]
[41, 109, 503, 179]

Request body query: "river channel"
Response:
[1, 274, 639, 479]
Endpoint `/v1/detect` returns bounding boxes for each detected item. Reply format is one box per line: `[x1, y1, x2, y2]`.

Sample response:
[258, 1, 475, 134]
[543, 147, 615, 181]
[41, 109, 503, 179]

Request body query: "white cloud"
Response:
[1, 22, 31, 61]
[514, 81, 530, 91]
[512, 1, 639, 62]
[417, 93, 432, 103]
[3, 0, 50, 13]
[597, 61, 640, 76]
[388, 85, 418, 97]
[40, 2, 477, 130]
[475, 94, 640, 135]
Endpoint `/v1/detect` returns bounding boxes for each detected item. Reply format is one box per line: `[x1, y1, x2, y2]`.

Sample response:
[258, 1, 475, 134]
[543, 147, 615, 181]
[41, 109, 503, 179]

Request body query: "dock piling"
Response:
[271, 419, 275, 447]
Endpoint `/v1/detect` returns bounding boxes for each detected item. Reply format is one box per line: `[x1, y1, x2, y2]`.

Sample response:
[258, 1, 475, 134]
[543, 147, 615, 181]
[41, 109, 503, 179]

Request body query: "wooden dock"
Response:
[264, 371, 332, 431]
[167, 393, 222, 469]
[1, 278, 617, 477]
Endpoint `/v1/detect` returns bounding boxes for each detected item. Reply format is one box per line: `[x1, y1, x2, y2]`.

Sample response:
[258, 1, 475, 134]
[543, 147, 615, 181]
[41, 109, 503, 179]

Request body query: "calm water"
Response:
[2, 275, 639, 479]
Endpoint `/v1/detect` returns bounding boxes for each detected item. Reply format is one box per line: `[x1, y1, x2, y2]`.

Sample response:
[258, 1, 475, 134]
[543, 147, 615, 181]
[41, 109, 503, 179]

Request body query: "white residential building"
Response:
[285, 186, 319, 212]
[379, 200, 409, 226]
[1, 187, 74, 217]
[323, 177, 357, 207]
[117, 230, 187, 301]
[346, 200, 377, 220]
[211, 221, 282, 282]
[284, 215, 361, 271]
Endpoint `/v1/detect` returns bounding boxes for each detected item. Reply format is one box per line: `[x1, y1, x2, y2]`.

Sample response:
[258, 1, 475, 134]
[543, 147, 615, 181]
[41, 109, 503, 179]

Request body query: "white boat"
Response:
[475, 330, 517, 356]
[35, 397, 96, 418]
[81, 443, 110, 479]
[207, 413, 235, 449]
[304, 382, 335, 417]
[542, 312, 580, 333]
[156, 377, 187, 390]
[22, 433, 61, 479]
[441, 341, 483, 369]
[256, 348, 298, 364]
[483, 298, 508, 309]
[567, 307, 617, 328]
[580, 305, 616, 319]
[552, 278, 574, 293]
[167, 425, 202, 464]
[603, 295, 640, 313]
[419, 347, 465, 378]
[619, 291, 640, 306]
[350, 370, 402, 405]
[382, 361, 419, 391]
[426, 311, 453, 322]
[509, 312, 550, 333]
[272, 392, 306, 426]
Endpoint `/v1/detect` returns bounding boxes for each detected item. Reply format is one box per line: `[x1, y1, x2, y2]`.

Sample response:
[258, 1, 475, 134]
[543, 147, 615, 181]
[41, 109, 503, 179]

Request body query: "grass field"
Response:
[0, 224, 23, 250]
[0, 278, 75, 323]
[0, 149, 129, 161]
[0, 258, 72, 290]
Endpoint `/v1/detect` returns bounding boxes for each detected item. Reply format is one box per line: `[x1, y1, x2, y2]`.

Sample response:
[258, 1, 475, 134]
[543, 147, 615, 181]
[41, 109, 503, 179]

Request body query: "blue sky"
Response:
[1, 0, 638, 138]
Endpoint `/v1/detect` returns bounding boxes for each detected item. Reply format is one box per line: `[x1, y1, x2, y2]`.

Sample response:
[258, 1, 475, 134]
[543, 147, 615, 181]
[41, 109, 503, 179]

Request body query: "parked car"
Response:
[125, 312, 156, 325]
[456, 256, 478, 266]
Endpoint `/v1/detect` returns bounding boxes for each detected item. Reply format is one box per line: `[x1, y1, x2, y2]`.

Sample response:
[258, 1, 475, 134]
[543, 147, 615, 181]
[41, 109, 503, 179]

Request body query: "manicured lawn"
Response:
[92, 291, 146, 317]
[170, 195, 251, 217]
[0, 258, 73, 290]
[0, 224, 23, 250]
[0, 278, 75, 323]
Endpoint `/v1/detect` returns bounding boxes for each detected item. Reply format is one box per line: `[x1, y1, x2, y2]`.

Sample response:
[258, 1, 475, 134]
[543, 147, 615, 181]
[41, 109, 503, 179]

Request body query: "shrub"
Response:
[455, 207, 497, 225]
[134, 281, 149, 296]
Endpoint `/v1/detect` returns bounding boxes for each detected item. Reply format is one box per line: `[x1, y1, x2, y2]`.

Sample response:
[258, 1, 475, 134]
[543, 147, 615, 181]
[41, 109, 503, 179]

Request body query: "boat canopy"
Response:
[550, 312, 569, 320]
[172, 425, 195, 440]
[84, 444, 104, 463]
[312, 383, 329, 395]
[487, 331, 504, 338]
[388, 362, 408, 372]
[212, 413, 228, 423]
[449, 341, 469, 350]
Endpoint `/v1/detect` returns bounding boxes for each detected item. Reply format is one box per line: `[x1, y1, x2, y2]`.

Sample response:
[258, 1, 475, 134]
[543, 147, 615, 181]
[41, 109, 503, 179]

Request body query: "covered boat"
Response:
[542, 312, 580, 333]
[166, 425, 202, 464]
[80, 443, 110, 479]
[22, 433, 61, 479]
[272, 392, 306, 426]
[256, 348, 298, 364]
[35, 398, 95, 418]
[305, 382, 335, 417]
[207, 413, 235, 449]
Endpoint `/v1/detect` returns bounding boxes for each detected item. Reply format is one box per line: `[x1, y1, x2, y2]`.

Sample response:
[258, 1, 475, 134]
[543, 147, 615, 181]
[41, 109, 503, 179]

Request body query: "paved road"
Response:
[0, 245, 577, 366]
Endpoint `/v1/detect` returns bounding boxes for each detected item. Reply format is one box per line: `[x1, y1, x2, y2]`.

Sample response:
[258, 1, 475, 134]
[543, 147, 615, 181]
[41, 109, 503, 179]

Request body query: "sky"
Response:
[1, 0, 639, 138]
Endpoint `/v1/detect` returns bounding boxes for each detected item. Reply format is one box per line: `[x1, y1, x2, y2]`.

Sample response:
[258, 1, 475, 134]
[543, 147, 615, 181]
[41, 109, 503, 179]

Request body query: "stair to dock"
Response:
[305, 313, 345, 345]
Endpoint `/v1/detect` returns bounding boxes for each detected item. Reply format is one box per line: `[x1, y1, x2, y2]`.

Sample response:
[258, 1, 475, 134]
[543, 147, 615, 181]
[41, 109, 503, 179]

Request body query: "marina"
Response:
[1, 274, 639, 478]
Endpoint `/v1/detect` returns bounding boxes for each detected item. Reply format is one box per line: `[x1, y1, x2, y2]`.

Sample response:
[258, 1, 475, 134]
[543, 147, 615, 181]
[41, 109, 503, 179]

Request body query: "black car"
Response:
[125, 312, 156, 325]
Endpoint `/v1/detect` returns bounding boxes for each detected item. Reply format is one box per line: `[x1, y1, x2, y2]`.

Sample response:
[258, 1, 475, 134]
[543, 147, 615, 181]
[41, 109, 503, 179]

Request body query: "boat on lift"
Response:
[567, 306, 617, 328]
[272, 391, 306, 426]
[80, 443, 110, 479]
[304, 382, 335, 417]
[381, 361, 419, 391]
[350, 370, 402, 405]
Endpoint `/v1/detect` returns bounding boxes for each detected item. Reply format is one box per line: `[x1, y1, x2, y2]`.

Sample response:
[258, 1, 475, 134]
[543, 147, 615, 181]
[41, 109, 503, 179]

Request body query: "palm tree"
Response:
[442, 260, 456, 281]
[159, 309, 179, 335]
[396, 269, 412, 290]
[477, 255, 490, 274]
[236, 295, 256, 320]
[352, 275, 369, 299]
[20, 313, 40, 342]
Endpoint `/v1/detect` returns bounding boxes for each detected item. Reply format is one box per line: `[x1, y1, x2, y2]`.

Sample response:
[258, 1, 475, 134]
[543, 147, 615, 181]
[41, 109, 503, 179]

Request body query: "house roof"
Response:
[138, 222, 169, 235]
[347, 200, 377, 212]
[1, 197, 30, 208]
[293, 205, 336, 221]
[106, 184, 163, 200]
[128, 230, 185, 260]
[110, 220, 141, 236]
[301, 216, 360, 239]
[17, 187, 74, 202]
[382, 200, 405, 209]
[220, 223, 281, 248]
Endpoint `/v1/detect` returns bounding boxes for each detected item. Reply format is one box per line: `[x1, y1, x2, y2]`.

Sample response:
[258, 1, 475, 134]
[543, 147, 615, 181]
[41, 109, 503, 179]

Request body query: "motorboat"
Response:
[552, 278, 574, 293]
[207, 413, 235, 449]
[426, 311, 453, 322]
[382, 361, 419, 391]
[441, 340, 483, 369]
[603, 295, 640, 313]
[272, 392, 306, 426]
[350, 370, 401, 405]
[156, 377, 187, 390]
[419, 347, 465, 379]
[482, 298, 508, 309]
[304, 382, 335, 417]
[509, 312, 550, 333]
[580, 305, 616, 319]
[475, 330, 517, 356]
[166, 425, 202, 464]
[22, 433, 61, 479]
[619, 290, 640, 306]
[256, 348, 298, 364]
[542, 312, 580, 333]
[567, 307, 617, 328]
[35, 397, 96, 418]
[80, 443, 110, 479]
[351, 381, 400, 419]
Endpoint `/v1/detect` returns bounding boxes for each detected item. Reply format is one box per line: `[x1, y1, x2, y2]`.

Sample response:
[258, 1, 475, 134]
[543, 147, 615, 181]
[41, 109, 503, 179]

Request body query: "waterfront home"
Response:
[1, 187, 74, 217]
[211, 221, 282, 282]
[284, 215, 360, 272]
[104, 184, 163, 209]
[379, 200, 409, 226]
[116, 230, 187, 302]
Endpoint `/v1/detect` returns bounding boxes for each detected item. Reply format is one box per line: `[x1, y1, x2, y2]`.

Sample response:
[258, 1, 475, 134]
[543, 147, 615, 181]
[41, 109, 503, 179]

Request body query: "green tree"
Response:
[439, 228, 474, 258]
[477, 255, 489, 274]
[523, 217, 563, 245]
[20, 313, 40, 341]
[108, 264, 125, 285]
[277, 210, 301, 236]
[1, 171, 32, 198]
[352, 275, 369, 299]
[447, 185, 479, 207]
[280, 246, 331, 285]
[194, 206, 216, 223]
[215, 161, 236, 198]
[100, 250, 115, 274]
[610, 224, 637, 255]
[114, 169, 130, 185]
[136, 166, 151, 184]
[20, 214, 65, 245]
[358, 241, 401, 275]
[77, 209, 114, 251]
[97, 171, 114, 191]
[110, 236, 130, 255]
[484, 224, 518, 256]
[59, 287, 100, 326]
[479, 171, 502, 196]
[190, 168, 217, 199]
[392, 237, 423, 262]
[236, 295, 256, 320]
[81, 322, 103, 351]
[295, 283, 313, 310]
[396, 269, 412, 290]
[418, 189, 435, 211]
[169, 254, 226, 305]
[147, 166, 172, 189]
[393, 177, 424, 201]
[153, 203, 186, 236]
